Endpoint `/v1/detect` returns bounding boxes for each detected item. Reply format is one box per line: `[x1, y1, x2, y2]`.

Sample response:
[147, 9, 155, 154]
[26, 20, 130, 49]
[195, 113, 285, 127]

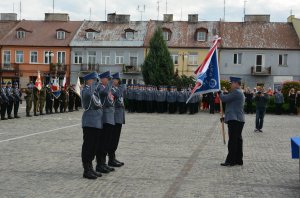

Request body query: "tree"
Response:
[142, 27, 174, 85]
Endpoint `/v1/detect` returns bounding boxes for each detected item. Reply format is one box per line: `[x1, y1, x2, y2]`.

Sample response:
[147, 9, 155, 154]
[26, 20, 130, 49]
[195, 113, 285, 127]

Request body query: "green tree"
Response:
[142, 27, 174, 85]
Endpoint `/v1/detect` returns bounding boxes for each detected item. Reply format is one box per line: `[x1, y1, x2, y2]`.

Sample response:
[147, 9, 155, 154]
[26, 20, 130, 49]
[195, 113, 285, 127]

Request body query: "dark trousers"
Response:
[81, 127, 101, 163]
[45, 99, 53, 113]
[75, 96, 81, 110]
[275, 103, 282, 115]
[54, 98, 59, 112]
[178, 102, 186, 114]
[7, 101, 13, 116]
[1, 103, 7, 118]
[97, 123, 115, 164]
[146, 101, 153, 113]
[68, 98, 75, 111]
[60, 101, 66, 113]
[137, 100, 143, 113]
[255, 108, 266, 130]
[13, 101, 19, 117]
[157, 102, 164, 113]
[289, 102, 296, 114]
[209, 102, 215, 114]
[225, 120, 244, 164]
[168, 102, 177, 114]
[246, 101, 253, 114]
[109, 123, 122, 155]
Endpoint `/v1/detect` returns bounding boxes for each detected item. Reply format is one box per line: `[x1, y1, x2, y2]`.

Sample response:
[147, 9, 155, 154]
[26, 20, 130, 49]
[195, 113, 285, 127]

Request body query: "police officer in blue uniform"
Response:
[1, 82, 9, 120]
[108, 72, 125, 167]
[6, 82, 15, 119]
[220, 77, 245, 167]
[12, 82, 21, 118]
[167, 86, 178, 114]
[96, 71, 115, 174]
[81, 71, 103, 179]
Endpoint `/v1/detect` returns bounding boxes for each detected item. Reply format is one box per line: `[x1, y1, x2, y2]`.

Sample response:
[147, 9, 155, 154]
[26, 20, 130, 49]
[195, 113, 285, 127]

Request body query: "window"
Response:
[101, 52, 110, 64]
[171, 54, 179, 65]
[279, 54, 288, 66]
[86, 32, 95, 39]
[256, 54, 264, 66]
[197, 31, 206, 41]
[188, 54, 198, 65]
[57, 31, 65, 40]
[74, 52, 83, 64]
[57, 51, 66, 64]
[16, 31, 25, 39]
[3, 51, 11, 66]
[233, 53, 242, 65]
[163, 31, 170, 41]
[30, 51, 38, 63]
[115, 52, 124, 64]
[44, 51, 53, 64]
[126, 32, 134, 40]
[87, 51, 96, 65]
[15, 51, 24, 63]
[129, 52, 138, 66]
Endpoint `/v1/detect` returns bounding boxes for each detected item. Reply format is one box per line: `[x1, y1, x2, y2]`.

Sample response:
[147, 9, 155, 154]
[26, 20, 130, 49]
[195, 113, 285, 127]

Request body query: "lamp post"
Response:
[45, 51, 54, 84]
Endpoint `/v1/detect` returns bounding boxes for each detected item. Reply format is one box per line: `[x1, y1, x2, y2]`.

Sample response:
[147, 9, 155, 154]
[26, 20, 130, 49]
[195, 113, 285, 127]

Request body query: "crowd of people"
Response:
[0, 81, 81, 120]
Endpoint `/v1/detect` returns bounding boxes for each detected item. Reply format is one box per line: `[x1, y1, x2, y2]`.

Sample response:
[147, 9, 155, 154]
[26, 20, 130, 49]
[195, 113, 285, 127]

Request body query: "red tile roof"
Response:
[0, 20, 83, 46]
[0, 21, 19, 40]
[220, 22, 300, 50]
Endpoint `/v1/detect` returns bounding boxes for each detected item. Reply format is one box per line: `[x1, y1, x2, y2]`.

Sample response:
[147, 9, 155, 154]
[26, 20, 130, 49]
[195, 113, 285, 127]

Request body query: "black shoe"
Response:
[108, 160, 122, 167]
[220, 162, 235, 167]
[96, 164, 110, 174]
[114, 159, 124, 166]
[104, 164, 115, 172]
[14, 115, 21, 118]
[83, 163, 97, 180]
[258, 129, 263, 133]
[1, 118, 8, 120]
[88, 164, 102, 177]
[26, 113, 32, 117]
[34, 113, 39, 116]
[8, 116, 14, 119]
[40, 113, 45, 115]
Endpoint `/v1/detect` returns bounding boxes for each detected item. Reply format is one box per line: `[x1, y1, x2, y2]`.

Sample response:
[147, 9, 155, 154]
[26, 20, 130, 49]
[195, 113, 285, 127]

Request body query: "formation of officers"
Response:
[126, 85, 201, 115]
[81, 71, 125, 180]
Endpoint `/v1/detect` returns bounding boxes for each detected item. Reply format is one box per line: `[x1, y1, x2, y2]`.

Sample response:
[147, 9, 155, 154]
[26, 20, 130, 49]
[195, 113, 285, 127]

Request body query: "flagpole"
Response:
[219, 96, 226, 145]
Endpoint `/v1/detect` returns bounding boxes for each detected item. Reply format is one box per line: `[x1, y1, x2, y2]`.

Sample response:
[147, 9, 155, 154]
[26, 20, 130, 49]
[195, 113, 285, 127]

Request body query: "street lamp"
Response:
[45, 51, 55, 84]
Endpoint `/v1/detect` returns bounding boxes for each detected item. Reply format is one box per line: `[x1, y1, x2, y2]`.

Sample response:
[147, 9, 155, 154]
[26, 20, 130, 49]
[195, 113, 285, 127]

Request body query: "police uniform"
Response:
[177, 88, 187, 114]
[0, 82, 8, 120]
[167, 86, 178, 114]
[81, 71, 103, 179]
[109, 72, 125, 167]
[220, 77, 245, 166]
[12, 82, 22, 118]
[156, 86, 166, 113]
[25, 83, 33, 117]
[96, 71, 115, 174]
[136, 85, 144, 113]
[6, 82, 14, 119]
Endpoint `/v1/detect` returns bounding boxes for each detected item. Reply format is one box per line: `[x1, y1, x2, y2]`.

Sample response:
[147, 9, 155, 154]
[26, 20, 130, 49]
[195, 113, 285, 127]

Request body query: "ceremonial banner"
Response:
[35, 71, 42, 91]
[75, 77, 81, 97]
[51, 77, 61, 99]
[62, 74, 67, 89]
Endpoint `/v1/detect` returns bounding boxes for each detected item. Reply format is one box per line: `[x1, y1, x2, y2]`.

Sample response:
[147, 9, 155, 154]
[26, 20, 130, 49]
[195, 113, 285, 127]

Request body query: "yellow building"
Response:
[288, 15, 300, 41]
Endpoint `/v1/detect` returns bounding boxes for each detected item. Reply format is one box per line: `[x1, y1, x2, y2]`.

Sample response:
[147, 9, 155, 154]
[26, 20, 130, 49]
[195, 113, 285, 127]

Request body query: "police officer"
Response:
[96, 71, 115, 174]
[108, 72, 125, 167]
[39, 84, 46, 115]
[59, 86, 67, 113]
[177, 88, 187, 114]
[25, 83, 33, 117]
[33, 86, 39, 116]
[81, 71, 103, 179]
[0, 82, 9, 120]
[156, 86, 166, 113]
[167, 86, 178, 114]
[220, 77, 245, 167]
[12, 82, 21, 118]
[136, 85, 143, 113]
[68, 85, 76, 112]
[45, 83, 54, 114]
[6, 82, 14, 119]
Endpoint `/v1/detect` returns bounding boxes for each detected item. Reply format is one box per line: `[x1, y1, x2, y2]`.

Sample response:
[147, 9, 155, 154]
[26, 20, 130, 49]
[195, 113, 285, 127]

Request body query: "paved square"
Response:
[0, 105, 299, 198]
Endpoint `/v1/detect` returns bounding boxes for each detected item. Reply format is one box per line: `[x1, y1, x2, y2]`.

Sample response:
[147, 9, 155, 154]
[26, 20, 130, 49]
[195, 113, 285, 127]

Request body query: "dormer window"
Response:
[85, 28, 98, 40]
[126, 32, 134, 40]
[162, 28, 172, 41]
[16, 31, 25, 39]
[196, 28, 208, 42]
[57, 31, 65, 40]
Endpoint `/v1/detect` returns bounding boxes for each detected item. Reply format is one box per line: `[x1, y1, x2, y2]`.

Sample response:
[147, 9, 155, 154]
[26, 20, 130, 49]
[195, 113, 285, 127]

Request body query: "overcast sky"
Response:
[0, 0, 299, 22]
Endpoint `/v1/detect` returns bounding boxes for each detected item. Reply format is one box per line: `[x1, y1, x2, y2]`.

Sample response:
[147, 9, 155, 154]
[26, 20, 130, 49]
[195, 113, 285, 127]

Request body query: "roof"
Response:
[144, 20, 220, 48]
[0, 20, 83, 46]
[0, 21, 19, 40]
[220, 22, 300, 50]
[70, 21, 148, 47]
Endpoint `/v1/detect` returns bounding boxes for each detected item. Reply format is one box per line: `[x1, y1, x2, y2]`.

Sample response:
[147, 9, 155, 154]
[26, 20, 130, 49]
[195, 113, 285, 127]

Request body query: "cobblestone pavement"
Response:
[0, 104, 299, 198]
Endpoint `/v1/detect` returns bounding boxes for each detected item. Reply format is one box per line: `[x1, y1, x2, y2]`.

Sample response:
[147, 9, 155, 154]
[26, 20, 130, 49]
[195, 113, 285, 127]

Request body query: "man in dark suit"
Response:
[220, 77, 245, 167]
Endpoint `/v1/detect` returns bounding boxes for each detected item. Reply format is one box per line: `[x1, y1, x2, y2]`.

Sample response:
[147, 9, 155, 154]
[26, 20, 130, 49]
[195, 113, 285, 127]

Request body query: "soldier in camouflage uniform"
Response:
[25, 83, 33, 117]
[45, 84, 54, 114]
[39, 85, 46, 115]
[33, 86, 40, 116]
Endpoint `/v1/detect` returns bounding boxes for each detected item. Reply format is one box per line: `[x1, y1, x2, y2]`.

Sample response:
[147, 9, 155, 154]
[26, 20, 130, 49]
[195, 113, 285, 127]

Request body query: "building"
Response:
[0, 13, 20, 83]
[219, 15, 300, 89]
[70, 13, 148, 84]
[144, 14, 220, 77]
[0, 13, 82, 88]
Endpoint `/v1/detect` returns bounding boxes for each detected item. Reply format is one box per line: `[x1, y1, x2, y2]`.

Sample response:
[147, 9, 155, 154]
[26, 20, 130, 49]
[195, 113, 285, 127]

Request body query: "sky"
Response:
[0, 0, 299, 22]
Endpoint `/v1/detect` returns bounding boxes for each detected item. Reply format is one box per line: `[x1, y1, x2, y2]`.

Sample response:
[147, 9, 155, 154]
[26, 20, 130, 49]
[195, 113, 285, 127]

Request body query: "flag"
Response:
[75, 77, 81, 97]
[35, 71, 42, 91]
[186, 37, 221, 103]
[51, 77, 61, 99]
[62, 74, 67, 89]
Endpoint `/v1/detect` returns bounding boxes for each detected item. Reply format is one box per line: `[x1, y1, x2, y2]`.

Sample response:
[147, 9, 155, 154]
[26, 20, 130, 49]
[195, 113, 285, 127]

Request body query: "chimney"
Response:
[0, 13, 17, 21]
[163, 14, 173, 22]
[244, 15, 270, 23]
[107, 13, 130, 23]
[45, 13, 69, 22]
[188, 14, 198, 23]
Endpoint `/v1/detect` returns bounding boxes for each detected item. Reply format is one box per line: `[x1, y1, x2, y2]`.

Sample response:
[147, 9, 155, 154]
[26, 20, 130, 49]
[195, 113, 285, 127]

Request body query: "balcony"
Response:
[80, 64, 100, 72]
[251, 66, 271, 76]
[0, 63, 19, 72]
[50, 63, 67, 75]
[123, 65, 141, 74]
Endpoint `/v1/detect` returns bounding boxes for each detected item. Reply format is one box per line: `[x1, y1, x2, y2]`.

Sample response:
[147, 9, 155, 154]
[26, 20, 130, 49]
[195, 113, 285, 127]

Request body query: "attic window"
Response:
[196, 28, 208, 41]
[86, 32, 95, 39]
[57, 31, 65, 40]
[162, 28, 172, 41]
[16, 31, 25, 39]
[126, 32, 134, 40]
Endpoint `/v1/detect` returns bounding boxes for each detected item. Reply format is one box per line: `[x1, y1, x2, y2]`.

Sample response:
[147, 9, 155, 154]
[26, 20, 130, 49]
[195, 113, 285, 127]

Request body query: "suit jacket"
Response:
[81, 84, 103, 129]
[113, 85, 126, 124]
[220, 88, 245, 123]
[98, 81, 115, 125]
